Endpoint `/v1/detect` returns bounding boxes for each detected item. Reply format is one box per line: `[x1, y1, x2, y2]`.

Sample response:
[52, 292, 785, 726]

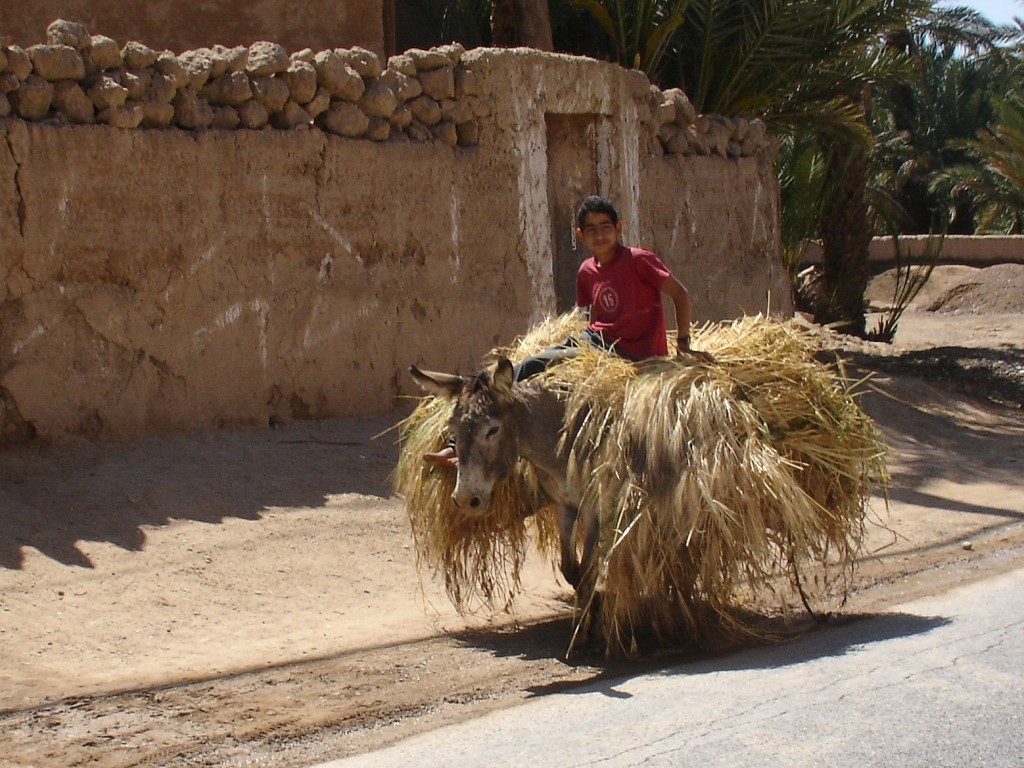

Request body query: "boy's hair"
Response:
[575, 196, 619, 229]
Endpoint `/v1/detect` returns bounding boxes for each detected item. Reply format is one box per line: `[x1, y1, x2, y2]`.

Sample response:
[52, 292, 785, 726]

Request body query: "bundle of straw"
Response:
[395, 312, 887, 655]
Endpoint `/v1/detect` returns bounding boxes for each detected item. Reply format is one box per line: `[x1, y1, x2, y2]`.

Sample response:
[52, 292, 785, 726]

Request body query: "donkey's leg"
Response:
[557, 504, 581, 588]
[569, 507, 605, 654]
[578, 507, 599, 584]
[575, 507, 601, 610]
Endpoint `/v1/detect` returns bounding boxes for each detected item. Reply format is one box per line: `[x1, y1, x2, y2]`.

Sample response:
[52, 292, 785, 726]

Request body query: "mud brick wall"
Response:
[0, 23, 790, 444]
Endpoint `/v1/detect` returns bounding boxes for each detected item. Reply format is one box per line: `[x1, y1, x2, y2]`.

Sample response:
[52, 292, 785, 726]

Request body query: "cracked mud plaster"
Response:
[1, 124, 26, 239]
[0, 128, 30, 440]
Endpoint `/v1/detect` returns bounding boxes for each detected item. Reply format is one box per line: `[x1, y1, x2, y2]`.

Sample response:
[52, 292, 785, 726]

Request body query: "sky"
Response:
[941, 0, 1023, 26]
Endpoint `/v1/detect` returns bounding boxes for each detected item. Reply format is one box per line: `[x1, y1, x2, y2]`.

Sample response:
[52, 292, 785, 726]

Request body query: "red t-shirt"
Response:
[576, 245, 672, 359]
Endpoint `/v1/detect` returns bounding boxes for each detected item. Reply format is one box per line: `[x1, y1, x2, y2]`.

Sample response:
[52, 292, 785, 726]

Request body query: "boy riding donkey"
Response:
[424, 195, 711, 466]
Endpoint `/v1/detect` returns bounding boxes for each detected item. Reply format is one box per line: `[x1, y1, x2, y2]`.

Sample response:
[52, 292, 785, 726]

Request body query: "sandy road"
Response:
[2, 268, 1023, 767]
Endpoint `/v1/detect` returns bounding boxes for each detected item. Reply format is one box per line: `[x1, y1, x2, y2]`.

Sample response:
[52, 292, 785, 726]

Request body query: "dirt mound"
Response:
[923, 264, 1024, 315]
[868, 264, 1024, 315]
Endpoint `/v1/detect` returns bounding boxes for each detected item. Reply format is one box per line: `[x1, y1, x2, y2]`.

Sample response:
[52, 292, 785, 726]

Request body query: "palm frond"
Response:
[570, 0, 692, 80]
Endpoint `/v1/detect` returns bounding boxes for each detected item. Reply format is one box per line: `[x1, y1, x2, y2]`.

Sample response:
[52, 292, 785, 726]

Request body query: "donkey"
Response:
[410, 357, 600, 601]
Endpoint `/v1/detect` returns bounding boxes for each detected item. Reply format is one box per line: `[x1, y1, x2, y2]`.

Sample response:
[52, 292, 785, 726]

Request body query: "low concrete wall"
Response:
[803, 235, 1024, 269]
[0, 48, 790, 444]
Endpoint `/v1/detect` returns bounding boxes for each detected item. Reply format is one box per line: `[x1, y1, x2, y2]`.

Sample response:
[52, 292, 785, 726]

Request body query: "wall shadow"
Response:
[856, 346, 1024, 410]
[0, 410, 409, 570]
[887, 487, 1024, 522]
[850, 357, 1024, 492]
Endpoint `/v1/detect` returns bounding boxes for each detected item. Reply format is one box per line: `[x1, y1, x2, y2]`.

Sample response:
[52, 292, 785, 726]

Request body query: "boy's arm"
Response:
[662, 277, 715, 362]
[661, 276, 693, 352]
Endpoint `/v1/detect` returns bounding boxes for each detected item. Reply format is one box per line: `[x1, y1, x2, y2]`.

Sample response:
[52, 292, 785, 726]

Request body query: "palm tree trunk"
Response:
[818, 137, 873, 337]
[491, 0, 554, 50]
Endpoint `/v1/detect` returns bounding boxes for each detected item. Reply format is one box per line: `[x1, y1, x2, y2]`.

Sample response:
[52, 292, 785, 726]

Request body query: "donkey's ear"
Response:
[410, 365, 464, 399]
[491, 357, 516, 395]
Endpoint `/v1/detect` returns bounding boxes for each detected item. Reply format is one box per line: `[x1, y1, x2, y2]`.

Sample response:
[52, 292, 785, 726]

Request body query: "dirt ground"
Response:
[2, 265, 1023, 768]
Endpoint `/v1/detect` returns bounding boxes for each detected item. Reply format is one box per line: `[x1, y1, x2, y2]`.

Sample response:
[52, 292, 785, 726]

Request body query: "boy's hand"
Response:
[676, 347, 717, 364]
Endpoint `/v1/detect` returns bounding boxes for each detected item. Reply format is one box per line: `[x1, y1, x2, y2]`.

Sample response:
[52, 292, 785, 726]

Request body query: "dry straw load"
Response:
[395, 312, 888, 656]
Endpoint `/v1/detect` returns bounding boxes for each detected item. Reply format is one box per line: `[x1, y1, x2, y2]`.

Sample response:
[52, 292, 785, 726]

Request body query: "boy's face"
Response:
[577, 212, 622, 263]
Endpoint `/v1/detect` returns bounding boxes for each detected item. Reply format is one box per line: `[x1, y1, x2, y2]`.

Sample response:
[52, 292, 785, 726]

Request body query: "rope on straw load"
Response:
[395, 312, 888, 655]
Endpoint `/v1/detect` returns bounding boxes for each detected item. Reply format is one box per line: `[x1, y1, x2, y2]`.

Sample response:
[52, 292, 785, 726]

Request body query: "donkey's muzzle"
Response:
[451, 493, 484, 509]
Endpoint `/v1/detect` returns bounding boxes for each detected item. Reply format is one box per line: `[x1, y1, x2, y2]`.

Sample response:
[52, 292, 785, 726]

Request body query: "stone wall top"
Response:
[0, 20, 779, 160]
[0, 1, 384, 58]
[0, 20, 478, 143]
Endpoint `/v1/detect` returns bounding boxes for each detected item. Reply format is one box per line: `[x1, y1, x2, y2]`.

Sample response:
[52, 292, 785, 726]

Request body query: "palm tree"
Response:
[930, 91, 1024, 233]
[872, 7, 1015, 234]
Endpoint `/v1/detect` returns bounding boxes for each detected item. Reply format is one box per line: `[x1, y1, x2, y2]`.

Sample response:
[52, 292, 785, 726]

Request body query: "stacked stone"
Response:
[651, 87, 776, 159]
[0, 19, 482, 145]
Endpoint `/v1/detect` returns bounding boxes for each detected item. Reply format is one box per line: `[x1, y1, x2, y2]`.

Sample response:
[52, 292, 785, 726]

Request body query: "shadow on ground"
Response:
[0, 412, 406, 569]
[498, 610, 951, 699]
[853, 346, 1024, 409]
[849, 357, 1024, 493]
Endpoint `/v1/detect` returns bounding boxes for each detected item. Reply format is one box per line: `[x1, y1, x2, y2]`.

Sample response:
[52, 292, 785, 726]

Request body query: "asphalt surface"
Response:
[318, 562, 1024, 768]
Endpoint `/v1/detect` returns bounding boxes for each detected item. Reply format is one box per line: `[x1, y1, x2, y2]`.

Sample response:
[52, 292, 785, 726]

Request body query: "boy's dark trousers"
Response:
[513, 328, 633, 382]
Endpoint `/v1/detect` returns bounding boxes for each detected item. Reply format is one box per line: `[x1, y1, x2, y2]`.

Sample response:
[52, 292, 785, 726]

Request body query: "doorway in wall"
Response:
[546, 114, 599, 313]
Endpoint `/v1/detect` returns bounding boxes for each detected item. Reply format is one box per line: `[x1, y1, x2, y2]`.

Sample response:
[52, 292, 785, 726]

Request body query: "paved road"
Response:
[320, 565, 1024, 768]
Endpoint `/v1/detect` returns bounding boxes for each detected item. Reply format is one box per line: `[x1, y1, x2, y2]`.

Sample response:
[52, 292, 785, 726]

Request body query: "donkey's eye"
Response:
[486, 426, 500, 439]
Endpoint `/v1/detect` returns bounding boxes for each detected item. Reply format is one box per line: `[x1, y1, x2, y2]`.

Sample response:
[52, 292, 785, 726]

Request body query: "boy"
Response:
[424, 195, 705, 465]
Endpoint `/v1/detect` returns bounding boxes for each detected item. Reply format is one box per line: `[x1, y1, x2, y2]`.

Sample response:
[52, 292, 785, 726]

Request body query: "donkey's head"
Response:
[410, 357, 522, 511]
